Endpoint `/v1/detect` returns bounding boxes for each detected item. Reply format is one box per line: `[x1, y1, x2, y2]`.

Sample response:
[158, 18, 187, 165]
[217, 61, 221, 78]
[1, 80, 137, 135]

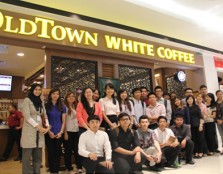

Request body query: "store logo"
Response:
[0, 11, 98, 46]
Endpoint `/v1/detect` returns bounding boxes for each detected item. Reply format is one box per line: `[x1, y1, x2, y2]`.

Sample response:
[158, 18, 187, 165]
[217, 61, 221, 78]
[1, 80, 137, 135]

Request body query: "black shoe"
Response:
[14, 156, 21, 161]
[186, 161, 195, 165]
[215, 150, 221, 153]
[165, 164, 178, 169]
[149, 165, 162, 172]
[0, 157, 6, 161]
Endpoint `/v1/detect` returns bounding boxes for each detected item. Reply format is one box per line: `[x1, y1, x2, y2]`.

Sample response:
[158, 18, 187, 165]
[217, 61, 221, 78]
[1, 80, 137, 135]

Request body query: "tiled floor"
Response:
[1, 154, 223, 174]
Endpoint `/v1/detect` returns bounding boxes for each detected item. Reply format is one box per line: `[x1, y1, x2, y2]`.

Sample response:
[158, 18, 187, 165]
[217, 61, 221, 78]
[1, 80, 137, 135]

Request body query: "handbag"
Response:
[41, 114, 47, 128]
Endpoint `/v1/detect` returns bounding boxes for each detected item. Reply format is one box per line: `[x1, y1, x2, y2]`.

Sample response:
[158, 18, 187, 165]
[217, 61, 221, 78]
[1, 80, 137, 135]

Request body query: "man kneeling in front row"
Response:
[137, 115, 163, 172]
[109, 112, 145, 174]
[78, 115, 114, 174]
[154, 116, 181, 168]
[170, 114, 194, 164]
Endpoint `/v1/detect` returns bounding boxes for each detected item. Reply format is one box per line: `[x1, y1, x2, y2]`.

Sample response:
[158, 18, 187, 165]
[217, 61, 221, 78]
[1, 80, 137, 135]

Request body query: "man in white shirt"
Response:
[146, 92, 166, 130]
[78, 115, 114, 174]
[131, 88, 146, 128]
[154, 116, 181, 168]
[154, 86, 172, 124]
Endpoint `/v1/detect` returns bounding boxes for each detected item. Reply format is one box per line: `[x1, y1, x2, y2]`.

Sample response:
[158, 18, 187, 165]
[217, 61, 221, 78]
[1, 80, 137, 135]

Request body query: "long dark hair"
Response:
[46, 88, 63, 111]
[117, 89, 132, 112]
[102, 83, 116, 105]
[28, 84, 42, 111]
[64, 92, 77, 116]
[81, 87, 94, 117]
[206, 93, 216, 108]
[92, 89, 101, 102]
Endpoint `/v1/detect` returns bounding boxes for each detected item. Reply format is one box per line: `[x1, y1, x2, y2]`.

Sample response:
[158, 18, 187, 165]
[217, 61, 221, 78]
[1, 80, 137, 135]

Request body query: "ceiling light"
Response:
[39, 74, 44, 78]
[17, 53, 24, 57]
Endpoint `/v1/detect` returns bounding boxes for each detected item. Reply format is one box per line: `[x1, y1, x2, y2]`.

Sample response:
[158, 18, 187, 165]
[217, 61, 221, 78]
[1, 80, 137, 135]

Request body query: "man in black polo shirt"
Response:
[109, 112, 145, 174]
[170, 114, 194, 164]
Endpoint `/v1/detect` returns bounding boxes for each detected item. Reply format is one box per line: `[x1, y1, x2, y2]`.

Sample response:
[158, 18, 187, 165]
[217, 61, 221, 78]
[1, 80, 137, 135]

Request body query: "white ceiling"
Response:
[20, 0, 223, 51]
[1, 0, 223, 78]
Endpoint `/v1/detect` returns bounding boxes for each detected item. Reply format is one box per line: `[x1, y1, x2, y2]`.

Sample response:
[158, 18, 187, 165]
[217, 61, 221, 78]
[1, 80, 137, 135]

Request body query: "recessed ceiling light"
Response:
[17, 53, 24, 57]
[39, 74, 44, 78]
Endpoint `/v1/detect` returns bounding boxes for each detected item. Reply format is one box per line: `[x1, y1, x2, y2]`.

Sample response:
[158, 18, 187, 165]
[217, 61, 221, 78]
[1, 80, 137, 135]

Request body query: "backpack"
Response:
[130, 99, 145, 109]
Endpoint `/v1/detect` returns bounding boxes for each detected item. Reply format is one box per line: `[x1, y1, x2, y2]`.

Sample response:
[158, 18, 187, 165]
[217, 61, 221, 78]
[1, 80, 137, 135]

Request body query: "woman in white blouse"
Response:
[99, 83, 120, 132]
[117, 89, 134, 128]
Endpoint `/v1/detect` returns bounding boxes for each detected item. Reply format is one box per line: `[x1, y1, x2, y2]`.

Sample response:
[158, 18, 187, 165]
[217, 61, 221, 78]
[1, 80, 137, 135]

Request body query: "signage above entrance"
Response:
[0, 10, 198, 65]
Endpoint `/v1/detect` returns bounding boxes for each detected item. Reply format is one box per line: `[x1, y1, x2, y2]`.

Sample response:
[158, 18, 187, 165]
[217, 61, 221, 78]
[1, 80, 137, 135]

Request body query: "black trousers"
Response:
[45, 134, 62, 173]
[3, 127, 22, 159]
[63, 132, 82, 170]
[101, 115, 118, 133]
[112, 153, 145, 174]
[204, 122, 217, 152]
[181, 139, 194, 162]
[82, 157, 114, 174]
[162, 145, 181, 165]
[191, 126, 204, 153]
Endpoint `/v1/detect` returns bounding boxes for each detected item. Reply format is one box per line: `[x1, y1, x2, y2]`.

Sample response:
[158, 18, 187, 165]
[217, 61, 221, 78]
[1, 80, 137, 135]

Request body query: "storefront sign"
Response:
[0, 10, 196, 64]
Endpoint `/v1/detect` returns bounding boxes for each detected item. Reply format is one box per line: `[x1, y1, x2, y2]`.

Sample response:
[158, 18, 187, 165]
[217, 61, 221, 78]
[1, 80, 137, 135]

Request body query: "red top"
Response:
[143, 98, 150, 107]
[7, 110, 23, 127]
[76, 102, 103, 127]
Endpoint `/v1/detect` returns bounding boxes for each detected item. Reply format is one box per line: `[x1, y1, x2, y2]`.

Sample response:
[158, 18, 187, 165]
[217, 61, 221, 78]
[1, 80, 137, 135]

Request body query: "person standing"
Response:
[117, 89, 135, 128]
[140, 86, 150, 107]
[131, 88, 146, 128]
[171, 97, 190, 126]
[99, 83, 120, 133]
[78, 115, 114, 174]
[45, 88, 66, 174]
[76, 87, 103, 134]
[21, 84, 50, 174]
[154, 86, 172, 124]
[0, 103, 23, 162]
[146, 92, 166, 130]
[186, 95, 204, 158]
[204, 93, 217, 155]
[63, 92, 83, 173]
[216, 90, 223, 154]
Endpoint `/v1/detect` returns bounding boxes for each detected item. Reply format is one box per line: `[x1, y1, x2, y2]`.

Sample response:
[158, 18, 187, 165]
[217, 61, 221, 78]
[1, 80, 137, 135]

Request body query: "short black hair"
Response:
[139, 115, 149, 123]
[87, 115, 100, 123]
[140, 86, 149, 92]
[199, 85, 207, 90]
[174, 114, 184, 119]
[184, 88, 193, 92]
[154, 86, 163, 91]
[216, 90, 222, 95]
[132, 88, 141, 95]
[118, 112, 130, 121]
[10, 103, 17, 110]
[157, 116, 167, 123]
[148, 92, 157, 98]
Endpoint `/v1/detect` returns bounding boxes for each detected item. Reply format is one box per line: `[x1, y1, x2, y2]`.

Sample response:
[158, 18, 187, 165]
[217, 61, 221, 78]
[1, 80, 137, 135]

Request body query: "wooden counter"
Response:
[0, 126, 18, 159]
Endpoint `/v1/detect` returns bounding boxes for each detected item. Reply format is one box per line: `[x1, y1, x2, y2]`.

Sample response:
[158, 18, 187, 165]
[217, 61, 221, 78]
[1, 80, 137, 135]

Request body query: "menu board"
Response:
[0, 75, 12, 91]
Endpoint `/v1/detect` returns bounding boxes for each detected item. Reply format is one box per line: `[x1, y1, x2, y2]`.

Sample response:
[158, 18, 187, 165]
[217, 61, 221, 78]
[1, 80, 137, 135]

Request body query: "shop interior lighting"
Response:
[125, 0, 223, 33]
[17, 53, 24, 57]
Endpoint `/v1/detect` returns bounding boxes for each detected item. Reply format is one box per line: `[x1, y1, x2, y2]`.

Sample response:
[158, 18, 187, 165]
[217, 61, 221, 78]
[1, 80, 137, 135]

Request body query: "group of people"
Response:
[1, 83, 223, 174]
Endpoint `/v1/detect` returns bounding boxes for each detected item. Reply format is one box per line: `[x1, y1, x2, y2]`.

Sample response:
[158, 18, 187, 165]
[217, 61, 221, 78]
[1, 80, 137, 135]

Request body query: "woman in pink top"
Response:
[76, 87, 103, 134]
